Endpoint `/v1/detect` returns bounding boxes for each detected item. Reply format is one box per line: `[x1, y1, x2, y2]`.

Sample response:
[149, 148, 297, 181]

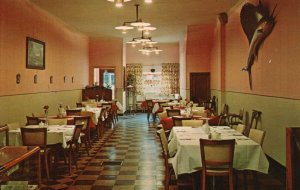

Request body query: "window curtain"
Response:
[126, 64, 143, 95]
[161, 63, 179, 95]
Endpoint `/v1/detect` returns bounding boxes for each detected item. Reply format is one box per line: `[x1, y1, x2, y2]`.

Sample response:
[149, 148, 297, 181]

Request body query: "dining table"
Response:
[9, 125, 76, 148]
[168, 126, 269, 177]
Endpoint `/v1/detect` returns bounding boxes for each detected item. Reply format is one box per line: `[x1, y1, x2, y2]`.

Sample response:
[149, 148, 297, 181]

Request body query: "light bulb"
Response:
[116, 3, 123, 7]
[122, 30, 127, 34]
[132, 43, 136, 47]
[145, 0, 152, 3]
[144, 30, 150, 35]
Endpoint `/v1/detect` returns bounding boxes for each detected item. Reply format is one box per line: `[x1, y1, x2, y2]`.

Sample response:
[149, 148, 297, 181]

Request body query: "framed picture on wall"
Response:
[26, 37, 45, 70]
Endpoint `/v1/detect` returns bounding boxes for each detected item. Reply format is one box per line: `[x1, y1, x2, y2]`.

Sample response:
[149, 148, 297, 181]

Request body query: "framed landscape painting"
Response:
[26, 37, 45, 70]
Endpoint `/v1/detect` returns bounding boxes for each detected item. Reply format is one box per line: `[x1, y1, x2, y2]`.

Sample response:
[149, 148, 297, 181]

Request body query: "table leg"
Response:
[37, 152, 41, 187]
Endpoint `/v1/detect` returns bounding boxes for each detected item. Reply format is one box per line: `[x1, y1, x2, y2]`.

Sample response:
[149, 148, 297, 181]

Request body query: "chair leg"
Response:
[229, 172, 234, 190]
[243, 170, 248, 190]
[44, 153, 50, 179]
[202, 171, 206, 190]
[68, 150, 72, 175]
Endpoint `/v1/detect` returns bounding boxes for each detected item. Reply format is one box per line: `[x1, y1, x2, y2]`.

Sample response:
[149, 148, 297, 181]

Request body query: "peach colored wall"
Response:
[210, 21, 222, 90]
[0, 0, 89, 96]
[126, 43, 179, 65]
[224, 0, 300, 99]
[186, 24, 214, 88]
[89, 37, 123, 89]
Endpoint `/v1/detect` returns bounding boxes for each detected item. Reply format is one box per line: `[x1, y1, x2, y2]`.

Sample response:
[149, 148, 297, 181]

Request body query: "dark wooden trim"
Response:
[211, 89, 300, 101]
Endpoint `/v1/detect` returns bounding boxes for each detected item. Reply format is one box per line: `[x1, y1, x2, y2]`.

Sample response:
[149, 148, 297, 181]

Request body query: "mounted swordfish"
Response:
[240, 0, 277, 90]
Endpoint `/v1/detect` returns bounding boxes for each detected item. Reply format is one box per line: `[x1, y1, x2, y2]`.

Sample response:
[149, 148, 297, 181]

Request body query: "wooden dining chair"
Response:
[0, 124, 9, 146]
[76, 102, 83, 108]
[235, 124, 246, 134]
[64, 124, 83, 175]
[157, 128, 174, 190]
[166, 109, 181, 117]
[229, 108, 244, 126]
[243, 129, 266, 189]
[96, 108, 107, 138]
[20, 127, 51, 179]
[182, 120, 203, 127]
[74, 116, 91, 156]
[172, 116, 191, 126]
[66, 109, 81, 116]
[200, 138, 235, 190]
[48, 118, 68, 125]
[245, 110, 262, 136]
[26, 116, 41, 125]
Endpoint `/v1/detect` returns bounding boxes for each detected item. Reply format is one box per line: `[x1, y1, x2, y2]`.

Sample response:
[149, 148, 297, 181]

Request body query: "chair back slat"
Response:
[26, 116, 40, 125]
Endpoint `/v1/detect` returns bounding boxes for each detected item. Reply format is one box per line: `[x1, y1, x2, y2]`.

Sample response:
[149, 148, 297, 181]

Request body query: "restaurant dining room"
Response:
[0, 0, 300, 190]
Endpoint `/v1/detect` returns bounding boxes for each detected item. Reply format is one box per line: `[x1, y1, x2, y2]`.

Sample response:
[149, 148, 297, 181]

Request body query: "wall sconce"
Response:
[71, 76, 74, 83]
[34, 74, 38, 84]
[50, 76, 53, 84]
[64, 76, 67, 83]
[16, 73, 21, 84]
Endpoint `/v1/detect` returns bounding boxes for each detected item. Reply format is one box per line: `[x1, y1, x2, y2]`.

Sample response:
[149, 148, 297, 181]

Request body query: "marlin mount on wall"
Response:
[240, 0, 277, 90]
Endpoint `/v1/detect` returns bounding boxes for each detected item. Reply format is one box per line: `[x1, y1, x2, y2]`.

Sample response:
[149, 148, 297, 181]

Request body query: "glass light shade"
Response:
[144, 0, 152, 3]
[135, 38, 151, 42]
[130, 22, 151, 27]
[115, 25, 134, 30]
[142, 26, 156, 31]
[146, 41, 158, 45]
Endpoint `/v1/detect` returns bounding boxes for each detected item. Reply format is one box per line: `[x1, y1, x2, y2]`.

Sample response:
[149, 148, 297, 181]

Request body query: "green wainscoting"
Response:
[211, 89, 300, 166]
[0, 90, 82, 125]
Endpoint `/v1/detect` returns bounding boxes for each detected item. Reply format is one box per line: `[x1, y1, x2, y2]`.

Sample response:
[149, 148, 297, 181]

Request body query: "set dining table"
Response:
[168, 126, 269, 177]
[9, 125, 76, 148]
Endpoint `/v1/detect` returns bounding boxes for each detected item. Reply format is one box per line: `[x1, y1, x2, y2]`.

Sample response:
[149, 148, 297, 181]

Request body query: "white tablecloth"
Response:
[9, 125, 75, 148]
[80, 107, 102, 125]
[168, 126, 269, 177]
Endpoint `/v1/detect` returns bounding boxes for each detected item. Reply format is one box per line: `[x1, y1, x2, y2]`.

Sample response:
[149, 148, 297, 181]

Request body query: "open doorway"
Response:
[93, 67, 115, 99]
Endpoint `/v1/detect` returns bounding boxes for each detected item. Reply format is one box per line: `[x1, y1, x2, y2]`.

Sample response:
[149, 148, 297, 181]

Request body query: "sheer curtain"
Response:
[161, 63, 179, 96]
[126, 64, 143, 95]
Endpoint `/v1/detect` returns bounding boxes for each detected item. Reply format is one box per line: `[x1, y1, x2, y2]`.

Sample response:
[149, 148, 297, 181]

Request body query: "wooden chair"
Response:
[48, 118, 68, 125]
[26, 116, 40, 125]
[243, 129, 266, 189]
[64, 124, 83, 175]
[76, 102, 83, 108]
[166, 109, 181, 117]
[74, 116, 91, 156]
[158, 128, 194, 190]
[235, 124, 246, 134]
[248, 129, 266, 146]
[66, 109, 81, 116]
[20, 127, 51, 179]
[146, 100, 154, 121]
[245, 110, 262, 136]
[228, 108, 244, 126]
[200, 138, 235, 190]
[182, 120, 203, 127]
[0, 125, 9, 146]
[172, 116, 191, 126]
[96, 108, 107, 138]
[157, 128, 174, 190]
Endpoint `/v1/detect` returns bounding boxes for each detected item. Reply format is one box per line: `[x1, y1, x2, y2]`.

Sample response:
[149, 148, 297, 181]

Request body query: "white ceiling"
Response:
[30, 0, 240, 43]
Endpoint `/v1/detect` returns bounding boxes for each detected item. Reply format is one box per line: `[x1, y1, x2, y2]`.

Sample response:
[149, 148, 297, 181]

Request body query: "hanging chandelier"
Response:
[139, 46, 163, 55]
[126, 31, 157, 47]
[107, 0, 153, 8]
[115, 4, 156, 34]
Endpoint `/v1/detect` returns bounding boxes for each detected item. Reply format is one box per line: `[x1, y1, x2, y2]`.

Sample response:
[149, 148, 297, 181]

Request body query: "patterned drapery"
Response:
[126, 64, 143, 95]
[161, 63, 179, 95]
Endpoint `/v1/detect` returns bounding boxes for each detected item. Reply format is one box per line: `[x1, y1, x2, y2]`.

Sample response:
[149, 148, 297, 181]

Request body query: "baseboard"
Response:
[266, 154, 286, 184]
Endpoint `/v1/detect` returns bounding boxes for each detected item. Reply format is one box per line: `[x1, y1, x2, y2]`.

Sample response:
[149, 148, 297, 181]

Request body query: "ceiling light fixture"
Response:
[115, 4, 156, 34]
[107, 0, 153, 7]
[139, 46, 163, 55]
[126, 31, 158, 47]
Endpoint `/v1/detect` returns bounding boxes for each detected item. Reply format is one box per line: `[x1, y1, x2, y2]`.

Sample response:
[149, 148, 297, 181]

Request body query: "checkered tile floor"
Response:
[9, 113, 285, 190]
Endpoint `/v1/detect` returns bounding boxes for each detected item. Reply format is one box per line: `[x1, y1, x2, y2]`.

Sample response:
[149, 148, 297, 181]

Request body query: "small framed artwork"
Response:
[26, 37, 45, 70]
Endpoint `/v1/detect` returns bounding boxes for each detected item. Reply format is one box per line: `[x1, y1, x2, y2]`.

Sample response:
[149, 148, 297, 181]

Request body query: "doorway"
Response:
[93, 67, 115, 99]
[190, 72, 210, 103]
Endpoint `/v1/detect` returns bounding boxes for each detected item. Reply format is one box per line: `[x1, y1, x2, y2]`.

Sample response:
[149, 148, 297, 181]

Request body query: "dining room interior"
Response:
[0, 0, 300, 190]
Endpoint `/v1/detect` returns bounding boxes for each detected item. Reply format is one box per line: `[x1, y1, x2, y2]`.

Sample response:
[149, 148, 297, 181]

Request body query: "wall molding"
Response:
[0, 89, 82, 98]
[211, 89, 300, 101]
